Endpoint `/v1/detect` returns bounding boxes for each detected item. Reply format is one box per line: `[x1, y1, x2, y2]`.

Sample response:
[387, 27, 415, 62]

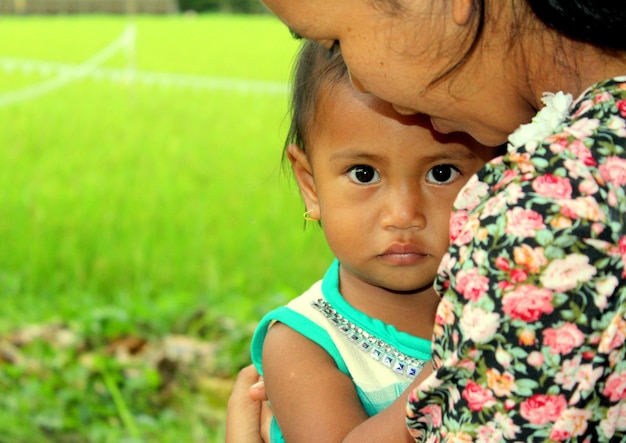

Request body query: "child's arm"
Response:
[263, 322, 425, 443]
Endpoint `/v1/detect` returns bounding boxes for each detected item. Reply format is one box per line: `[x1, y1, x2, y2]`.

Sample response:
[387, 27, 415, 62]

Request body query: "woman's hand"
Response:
[225, 365, 272, 443]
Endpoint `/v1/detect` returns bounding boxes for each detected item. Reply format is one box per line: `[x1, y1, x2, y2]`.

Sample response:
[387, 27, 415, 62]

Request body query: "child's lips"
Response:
[379, 244, 429, 266]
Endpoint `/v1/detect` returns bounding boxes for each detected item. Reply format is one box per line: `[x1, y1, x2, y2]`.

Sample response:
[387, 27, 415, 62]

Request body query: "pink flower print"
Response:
[504, 182, 525, 205]
[449, 209, 468, 241]
[520, 394, 567, 425]
[540, 254, 597, 292]
[502, 284, 554, 322]
[600, 403, 626, 439]
[549, 408, 593, 441]
[434, 297, 455, 327]
[497, 280, 515, 291]
[509, 268, 528, 283]
[599, 155, 626, 186]
[446, 431, 472, 443]
[509, 152, 535, 173]
[505, 207, 545, 238]
[513, 243, 547, 273]
[618, 99, 626, 118]
[482, 192, 508, 218]
[437, 251, 456, 276]
[608, 189, 619, 207]
[504, 399, 516, 411]
[568, 140, 596, 166]
[607, 115, 626, 138]
[591, 222, 604, 236]
[532, 174, 573, 199]
[486, 368, 517, 397]
[456, 268, 489, 302]
[560, 196, 605, 222]
[493, 168, 520, 191]
[460, 304, 500, 343]
[476, 423, 503, 443]
[565, 117, 600, 139]
[549, 138, 568, 154]
[495, 256, 511, 271]
[458, 358, 477, 373]
[603, 370, 626, 402]
[594, 275, 618, 309]
[578, 178, 599, 195]
[568, 364, 604, 404]
[471, 248, 487, 266]
[462, 380, 497, 412]
[543, 322, 585, 355]
[550, 214, 574, 229]
[415, 369, 444, 393]
[595, 91, 613, 104]
[553, 356, 577, 385]
[417, 404, 442, 428]
[527, 351, 544, 367]
[454, 177, 488, 211]
[494, 412, 521, 439]
[619, 236, 626, 278]
[519, 328, 536, 346]
[562, 156, 589, 179]
[495, 347, 512, 368]
[572, 99, 594, 118]
[598, 313, 626, 354]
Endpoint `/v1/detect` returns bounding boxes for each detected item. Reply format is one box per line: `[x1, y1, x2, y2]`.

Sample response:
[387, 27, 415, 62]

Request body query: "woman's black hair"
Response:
[430, 0, 485, 87]
[430, 0, 625, 88]
[283, 41, 348, 163]
[526, 0, 626, 52]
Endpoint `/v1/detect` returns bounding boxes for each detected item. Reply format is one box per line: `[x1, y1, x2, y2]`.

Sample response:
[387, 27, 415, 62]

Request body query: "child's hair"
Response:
[283, 41, 348, 160]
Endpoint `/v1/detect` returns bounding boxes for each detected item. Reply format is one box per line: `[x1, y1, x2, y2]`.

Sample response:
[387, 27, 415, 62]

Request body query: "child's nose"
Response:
[381, 185, 427, 230]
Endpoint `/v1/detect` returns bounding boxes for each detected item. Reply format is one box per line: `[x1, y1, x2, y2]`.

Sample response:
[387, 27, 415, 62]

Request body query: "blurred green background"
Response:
[0, 11, 333, 442]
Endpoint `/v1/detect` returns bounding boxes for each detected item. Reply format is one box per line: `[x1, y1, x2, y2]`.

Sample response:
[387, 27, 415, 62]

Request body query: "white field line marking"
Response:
[0, 25, 137, 109]
[0, 58, 289, 95]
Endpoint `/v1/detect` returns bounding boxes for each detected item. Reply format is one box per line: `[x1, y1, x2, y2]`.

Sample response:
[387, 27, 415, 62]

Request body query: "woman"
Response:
[228, 1, 626, 441]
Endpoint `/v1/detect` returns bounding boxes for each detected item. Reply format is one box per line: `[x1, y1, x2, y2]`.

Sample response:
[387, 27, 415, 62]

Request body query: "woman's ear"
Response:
[452, 0, 474, 26]
[287, 144, 321, 221]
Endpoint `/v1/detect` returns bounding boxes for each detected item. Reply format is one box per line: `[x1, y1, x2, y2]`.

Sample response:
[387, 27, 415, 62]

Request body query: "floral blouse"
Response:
[406, 77, 626, 441]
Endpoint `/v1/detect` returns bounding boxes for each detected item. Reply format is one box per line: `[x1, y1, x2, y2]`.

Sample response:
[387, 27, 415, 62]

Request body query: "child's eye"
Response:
[426, 164, 460, 184]
[347, 165, 380, 184]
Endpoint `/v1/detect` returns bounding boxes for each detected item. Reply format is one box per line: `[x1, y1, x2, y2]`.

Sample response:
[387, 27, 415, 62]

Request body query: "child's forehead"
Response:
[310, 79, 489, 164]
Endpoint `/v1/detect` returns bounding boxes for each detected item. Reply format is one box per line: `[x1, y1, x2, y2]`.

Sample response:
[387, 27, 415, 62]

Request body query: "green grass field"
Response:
[0, 14, 333, 441]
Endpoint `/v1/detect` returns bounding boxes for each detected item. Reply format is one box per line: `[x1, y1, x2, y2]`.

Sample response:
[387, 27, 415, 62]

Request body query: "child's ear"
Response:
[287, 144, 320, 221]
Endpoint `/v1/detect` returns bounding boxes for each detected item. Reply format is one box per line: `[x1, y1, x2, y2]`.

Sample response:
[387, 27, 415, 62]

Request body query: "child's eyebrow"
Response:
[329, 151, 385, 162]
[330, 149, 479, 163]
[422, 151, 479, 162]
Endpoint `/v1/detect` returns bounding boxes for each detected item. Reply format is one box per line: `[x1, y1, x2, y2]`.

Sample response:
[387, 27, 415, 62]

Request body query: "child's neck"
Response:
[337, 268, 440, 340]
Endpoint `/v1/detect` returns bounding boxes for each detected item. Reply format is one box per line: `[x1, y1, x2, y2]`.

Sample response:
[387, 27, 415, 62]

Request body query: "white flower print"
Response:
[508, 91, 573, 148]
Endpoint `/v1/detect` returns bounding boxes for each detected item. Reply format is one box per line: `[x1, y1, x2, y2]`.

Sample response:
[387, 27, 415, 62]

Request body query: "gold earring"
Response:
[303, 210, 318, 222]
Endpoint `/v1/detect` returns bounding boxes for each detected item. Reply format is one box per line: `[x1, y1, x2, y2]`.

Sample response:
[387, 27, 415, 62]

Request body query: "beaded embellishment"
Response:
[311, 298, 427, 380]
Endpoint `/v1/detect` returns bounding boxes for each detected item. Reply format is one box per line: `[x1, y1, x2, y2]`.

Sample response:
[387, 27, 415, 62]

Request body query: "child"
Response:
[250, 41, 499, 442]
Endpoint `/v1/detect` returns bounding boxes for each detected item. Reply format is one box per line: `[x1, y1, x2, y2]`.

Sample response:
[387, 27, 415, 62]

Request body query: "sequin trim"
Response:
[311, 298, 427, 380]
